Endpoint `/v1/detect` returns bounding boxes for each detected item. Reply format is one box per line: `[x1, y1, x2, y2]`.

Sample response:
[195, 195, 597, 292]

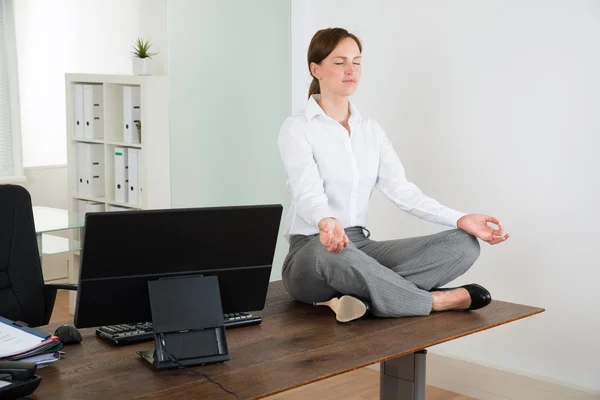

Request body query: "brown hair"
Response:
[307, 28, 362, 98]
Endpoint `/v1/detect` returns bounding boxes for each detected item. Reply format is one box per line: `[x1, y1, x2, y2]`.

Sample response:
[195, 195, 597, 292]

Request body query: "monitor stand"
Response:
[136, 275, 229, 369]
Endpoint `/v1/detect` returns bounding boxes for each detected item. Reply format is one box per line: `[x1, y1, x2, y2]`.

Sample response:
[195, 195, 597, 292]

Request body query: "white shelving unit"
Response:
[65, 73, 171, 213]
[64, 73, 171, 313]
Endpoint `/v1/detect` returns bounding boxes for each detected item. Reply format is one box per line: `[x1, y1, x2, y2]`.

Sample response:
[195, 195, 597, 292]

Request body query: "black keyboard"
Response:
[95, 313, 262, 346]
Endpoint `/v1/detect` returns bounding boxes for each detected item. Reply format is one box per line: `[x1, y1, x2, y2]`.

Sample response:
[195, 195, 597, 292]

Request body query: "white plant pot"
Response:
[132, 58, 153, 75]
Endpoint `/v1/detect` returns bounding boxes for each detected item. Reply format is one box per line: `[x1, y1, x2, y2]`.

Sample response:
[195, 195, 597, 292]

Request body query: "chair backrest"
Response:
[0, 184, 47, 326]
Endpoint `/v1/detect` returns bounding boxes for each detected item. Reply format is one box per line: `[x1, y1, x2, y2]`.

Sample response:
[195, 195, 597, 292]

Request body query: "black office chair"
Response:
[0, 184, 77, 327]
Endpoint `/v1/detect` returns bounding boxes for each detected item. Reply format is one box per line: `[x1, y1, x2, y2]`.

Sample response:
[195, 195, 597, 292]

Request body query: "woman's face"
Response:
[311, 37, 362, 97]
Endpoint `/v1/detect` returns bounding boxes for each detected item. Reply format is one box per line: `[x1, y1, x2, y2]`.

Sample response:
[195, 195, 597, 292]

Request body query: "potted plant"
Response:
[131, 38, 158, 75]
[135, 120, 142, 142]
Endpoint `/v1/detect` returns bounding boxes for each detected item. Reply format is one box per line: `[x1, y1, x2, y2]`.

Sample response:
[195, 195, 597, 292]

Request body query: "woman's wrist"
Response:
[318, 217, 337, 230]
[457, 215, 467, 230]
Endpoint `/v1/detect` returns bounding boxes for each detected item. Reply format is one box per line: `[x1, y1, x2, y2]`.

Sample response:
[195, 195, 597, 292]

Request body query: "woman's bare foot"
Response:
[431, 288, 471, 311]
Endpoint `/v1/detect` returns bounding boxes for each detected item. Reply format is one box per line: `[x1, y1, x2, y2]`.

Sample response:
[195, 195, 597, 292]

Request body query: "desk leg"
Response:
[380, 349, 426, 400]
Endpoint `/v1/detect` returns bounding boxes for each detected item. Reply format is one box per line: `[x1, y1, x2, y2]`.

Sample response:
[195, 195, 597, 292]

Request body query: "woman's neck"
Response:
[316, 92, 350, 123]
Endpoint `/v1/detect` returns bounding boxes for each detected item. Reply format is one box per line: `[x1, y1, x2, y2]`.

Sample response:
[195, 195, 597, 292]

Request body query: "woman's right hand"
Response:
[318, 217, 349, 253]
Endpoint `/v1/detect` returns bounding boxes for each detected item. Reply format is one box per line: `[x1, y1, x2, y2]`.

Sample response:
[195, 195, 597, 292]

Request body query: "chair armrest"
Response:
[45, 283, 78, 291]
[43, 284, 78, 325]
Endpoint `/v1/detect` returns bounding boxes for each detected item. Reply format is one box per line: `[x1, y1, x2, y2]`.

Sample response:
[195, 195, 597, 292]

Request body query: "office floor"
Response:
[51, 291, 473, 400]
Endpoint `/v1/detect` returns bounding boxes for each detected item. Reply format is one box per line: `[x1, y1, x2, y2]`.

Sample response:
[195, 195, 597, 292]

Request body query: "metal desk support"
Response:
[380, 349, 427, 400]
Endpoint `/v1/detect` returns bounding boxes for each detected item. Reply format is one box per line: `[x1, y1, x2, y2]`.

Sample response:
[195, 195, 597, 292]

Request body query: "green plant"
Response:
[135, 120, 141, 132]
[131, 38, 158, 59]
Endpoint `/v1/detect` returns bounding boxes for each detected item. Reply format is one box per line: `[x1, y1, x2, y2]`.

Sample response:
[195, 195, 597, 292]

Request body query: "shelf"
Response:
[70, 139, 142, 148]
[106, 200, 142, 209]
[73, 195, 106, 203]
[72, 138, 104, 144]
[106, 140, 142, 148]
[66, 73, 171, 222]
[66, 73, 167, 86]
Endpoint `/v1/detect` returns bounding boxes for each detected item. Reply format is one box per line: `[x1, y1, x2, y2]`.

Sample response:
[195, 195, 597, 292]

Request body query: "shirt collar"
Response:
[305, 94, 362, 124]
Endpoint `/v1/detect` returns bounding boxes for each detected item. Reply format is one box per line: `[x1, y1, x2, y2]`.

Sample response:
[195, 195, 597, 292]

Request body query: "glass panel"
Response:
[167, 0, 291, 281]
[33, 206, 85, 234]
[38, 234, 80, 257]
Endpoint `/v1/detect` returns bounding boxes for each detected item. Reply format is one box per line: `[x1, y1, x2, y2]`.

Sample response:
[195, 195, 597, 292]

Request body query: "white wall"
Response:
[292, 0, 600, 392]
[23, 165, 68, 208]
[14, 0, 167, 167]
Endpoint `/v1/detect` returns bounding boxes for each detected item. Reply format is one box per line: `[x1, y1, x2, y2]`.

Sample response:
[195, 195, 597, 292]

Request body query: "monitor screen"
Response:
[74, 204, 282, 328]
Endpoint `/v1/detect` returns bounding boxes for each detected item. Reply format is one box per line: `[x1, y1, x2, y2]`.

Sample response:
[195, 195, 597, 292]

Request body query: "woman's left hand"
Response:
[457, 214, 509, 245]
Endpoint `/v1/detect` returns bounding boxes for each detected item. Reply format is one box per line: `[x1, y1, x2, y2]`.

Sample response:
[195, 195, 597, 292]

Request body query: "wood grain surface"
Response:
[33, 281, 544, 400]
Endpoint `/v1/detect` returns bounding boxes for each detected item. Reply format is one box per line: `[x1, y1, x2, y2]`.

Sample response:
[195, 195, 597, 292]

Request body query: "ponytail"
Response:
[308, 77, 320, 98]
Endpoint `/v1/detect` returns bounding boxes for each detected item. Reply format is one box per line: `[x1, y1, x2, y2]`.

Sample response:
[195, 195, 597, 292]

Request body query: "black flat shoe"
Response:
[314, 295, 370, 322]
[431, 284, 492, 311]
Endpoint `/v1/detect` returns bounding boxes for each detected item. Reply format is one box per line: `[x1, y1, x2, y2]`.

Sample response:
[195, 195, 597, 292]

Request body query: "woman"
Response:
[277, 28, 509, 322]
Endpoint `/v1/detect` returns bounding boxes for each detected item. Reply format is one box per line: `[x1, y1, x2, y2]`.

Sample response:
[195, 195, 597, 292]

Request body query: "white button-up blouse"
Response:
[278, 95, 465, 239]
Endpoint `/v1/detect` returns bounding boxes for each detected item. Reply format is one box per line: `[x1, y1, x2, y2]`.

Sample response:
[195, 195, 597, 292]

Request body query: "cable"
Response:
[163, 344, 239, 399]
[160, 335, 239, 400]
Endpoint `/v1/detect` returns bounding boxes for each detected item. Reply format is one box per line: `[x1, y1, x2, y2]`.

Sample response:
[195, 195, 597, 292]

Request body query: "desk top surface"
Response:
[32, 281, 544, 400]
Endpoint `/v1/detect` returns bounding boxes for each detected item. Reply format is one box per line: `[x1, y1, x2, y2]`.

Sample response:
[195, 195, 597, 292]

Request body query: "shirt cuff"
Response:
[436, 208, 467, 228]
[312, 206, 337, 228]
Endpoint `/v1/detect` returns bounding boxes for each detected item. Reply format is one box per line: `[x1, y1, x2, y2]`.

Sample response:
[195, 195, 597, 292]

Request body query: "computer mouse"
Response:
[54, 325, 83, 345]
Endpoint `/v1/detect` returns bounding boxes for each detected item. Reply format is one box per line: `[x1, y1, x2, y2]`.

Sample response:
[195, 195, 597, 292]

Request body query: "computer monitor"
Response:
[74, 204, 282, 329]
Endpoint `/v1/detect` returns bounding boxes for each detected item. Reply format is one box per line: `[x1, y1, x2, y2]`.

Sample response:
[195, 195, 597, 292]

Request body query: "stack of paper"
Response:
[0, 317, 63, 368]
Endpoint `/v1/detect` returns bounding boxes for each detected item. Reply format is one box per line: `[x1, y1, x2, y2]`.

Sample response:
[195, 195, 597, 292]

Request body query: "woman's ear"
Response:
[310, 62, 319, 79]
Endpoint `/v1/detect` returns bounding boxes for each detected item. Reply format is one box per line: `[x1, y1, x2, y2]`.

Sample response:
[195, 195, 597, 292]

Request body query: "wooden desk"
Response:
[32, 281, 544, 400]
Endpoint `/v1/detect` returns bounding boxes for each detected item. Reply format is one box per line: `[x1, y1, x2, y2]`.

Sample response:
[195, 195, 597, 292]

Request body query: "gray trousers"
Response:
[282, 227, 481, 317]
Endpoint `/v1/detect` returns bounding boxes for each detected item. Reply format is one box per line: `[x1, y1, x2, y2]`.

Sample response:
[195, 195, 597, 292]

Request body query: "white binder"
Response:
[90, 144, 105, 197]
[78, 200, 104, 215]
[76, 143, 87, 196]
[127, 148, 139, 205]
[83, 84, 103, 139]
[94, 145, 105, 197]
[123, 86, 141, 143]
[78, 143, 104, 197]
[114, 147, 127, 203]
[137, 149, 142, 203]
[107, 205, 136, 212]
[73, 84, 84, 138]
[86, 202, 104, 212]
